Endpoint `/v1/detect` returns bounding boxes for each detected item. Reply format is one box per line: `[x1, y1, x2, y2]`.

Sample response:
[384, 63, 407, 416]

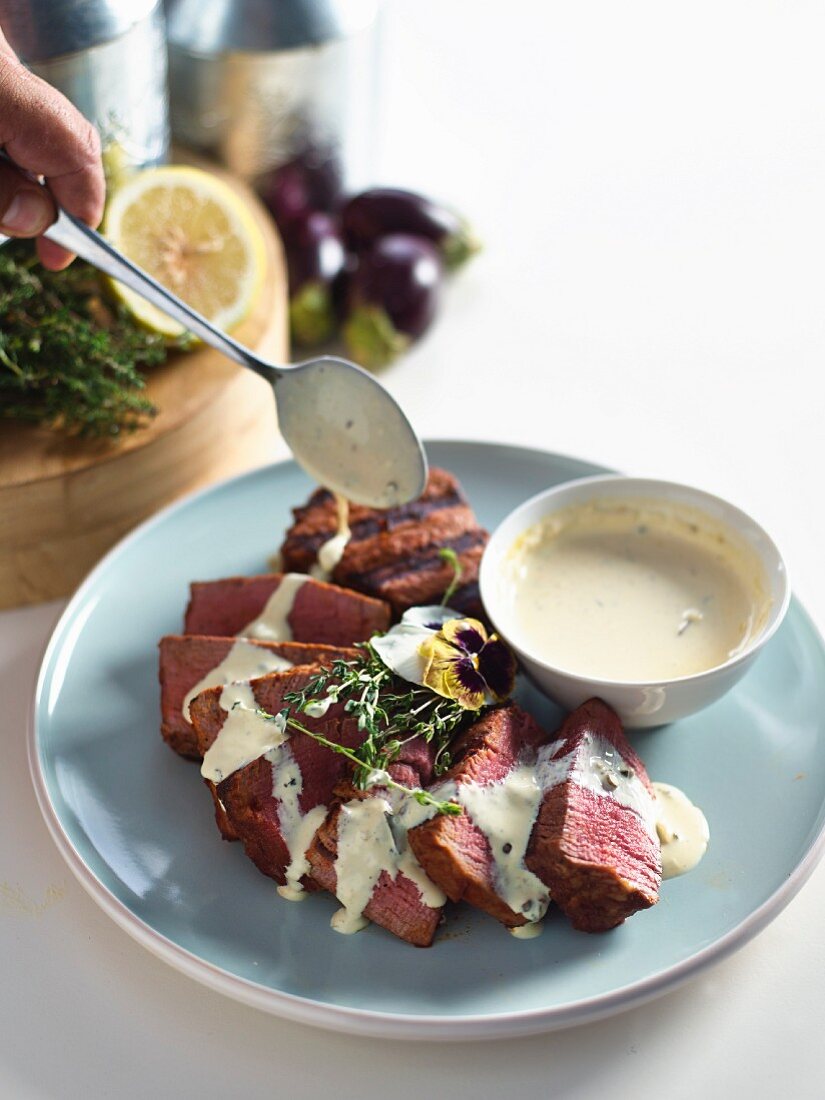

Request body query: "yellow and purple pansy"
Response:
[371, 606, 516, 710]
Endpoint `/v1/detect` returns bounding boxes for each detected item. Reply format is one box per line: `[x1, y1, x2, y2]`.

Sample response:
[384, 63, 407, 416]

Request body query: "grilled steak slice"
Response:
[525, 699, 661, 932]
[189, 668, 363, 888]
[408, 704, 550, 928]
[279, 468, 488, 617]
[306, 742, 444, 947]
[184, 573, 390, 642]
[159, 635, 357, 760]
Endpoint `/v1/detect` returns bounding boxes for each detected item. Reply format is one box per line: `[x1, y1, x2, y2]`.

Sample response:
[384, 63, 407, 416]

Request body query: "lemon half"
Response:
[104, 166, 266, 337]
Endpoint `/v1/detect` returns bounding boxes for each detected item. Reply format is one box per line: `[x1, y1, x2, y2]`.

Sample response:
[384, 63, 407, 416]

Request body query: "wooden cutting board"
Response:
[0, 171, 287, 611]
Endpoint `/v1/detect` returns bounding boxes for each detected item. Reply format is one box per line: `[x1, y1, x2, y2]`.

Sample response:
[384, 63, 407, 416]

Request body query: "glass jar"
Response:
[0, 0, 169, 178]
[165, 0, 382, 206]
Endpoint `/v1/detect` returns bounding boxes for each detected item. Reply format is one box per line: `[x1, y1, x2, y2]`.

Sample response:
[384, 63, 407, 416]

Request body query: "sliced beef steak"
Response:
[308, 803, 443, 948]
[189, 667, 364, 886]
[279, 468, 488, 617]
[526, 698, 661, 932]
[158, 634, 356, 760]
[183, 573, 390, 642]
[408, 704, 550, 928]
[306, 741, 444, 947]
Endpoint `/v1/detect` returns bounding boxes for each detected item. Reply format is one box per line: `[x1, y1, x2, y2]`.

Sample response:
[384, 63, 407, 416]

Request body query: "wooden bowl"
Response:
[0, 173, 287, 610]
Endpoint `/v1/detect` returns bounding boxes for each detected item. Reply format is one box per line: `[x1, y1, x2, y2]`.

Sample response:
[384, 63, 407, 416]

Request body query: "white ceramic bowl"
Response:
[479, 475, 790, 727]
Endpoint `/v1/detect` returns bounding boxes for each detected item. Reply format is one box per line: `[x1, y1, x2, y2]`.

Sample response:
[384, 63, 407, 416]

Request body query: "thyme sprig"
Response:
[0, 241, 189, 437]
[281, 644, 473, 804]
[438, 547, 463, 607]
[267, 711, 461, 816]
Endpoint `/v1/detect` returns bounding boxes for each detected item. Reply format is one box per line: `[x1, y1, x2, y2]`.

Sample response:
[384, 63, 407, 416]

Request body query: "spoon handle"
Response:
[43, 208, 278, 380]
[0, 151, 278, 381]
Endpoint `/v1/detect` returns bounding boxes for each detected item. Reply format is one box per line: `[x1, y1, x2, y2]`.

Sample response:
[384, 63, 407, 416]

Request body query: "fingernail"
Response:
[1, 190, 50, 235]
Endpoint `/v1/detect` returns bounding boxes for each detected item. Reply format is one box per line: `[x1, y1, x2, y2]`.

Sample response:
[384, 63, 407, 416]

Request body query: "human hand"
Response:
[0, 28, 105, 269]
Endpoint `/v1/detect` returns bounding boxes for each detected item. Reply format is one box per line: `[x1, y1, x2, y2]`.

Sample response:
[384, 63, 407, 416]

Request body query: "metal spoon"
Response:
[10, 162, 428, 508]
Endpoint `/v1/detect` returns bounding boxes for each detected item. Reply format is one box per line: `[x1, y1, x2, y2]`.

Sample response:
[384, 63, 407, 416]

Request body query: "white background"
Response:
[2, 1, 824, 1096]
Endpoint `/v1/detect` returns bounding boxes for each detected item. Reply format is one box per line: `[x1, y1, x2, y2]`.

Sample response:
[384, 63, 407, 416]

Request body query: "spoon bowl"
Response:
[275, 356, 427, 507]
[25, 170, 427, 508]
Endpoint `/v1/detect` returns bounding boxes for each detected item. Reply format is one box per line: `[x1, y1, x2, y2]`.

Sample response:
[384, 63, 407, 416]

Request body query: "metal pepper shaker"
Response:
[0, 0, 169, 177]
[165, 0, 382, 198]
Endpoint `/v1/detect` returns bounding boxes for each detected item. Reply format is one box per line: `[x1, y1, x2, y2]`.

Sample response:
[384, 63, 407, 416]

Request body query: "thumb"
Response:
[0, 162, 56, 237]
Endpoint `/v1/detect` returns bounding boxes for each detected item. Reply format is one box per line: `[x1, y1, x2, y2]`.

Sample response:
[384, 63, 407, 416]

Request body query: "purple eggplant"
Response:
[341, 188, 480, 270]
[343, 234, 443, 368]
[259, 148, 343, 235]
[284, 210, 346, 346]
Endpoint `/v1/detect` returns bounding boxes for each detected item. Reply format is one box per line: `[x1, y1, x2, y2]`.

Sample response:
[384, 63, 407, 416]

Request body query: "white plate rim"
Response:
[27, 439, 825, 1041]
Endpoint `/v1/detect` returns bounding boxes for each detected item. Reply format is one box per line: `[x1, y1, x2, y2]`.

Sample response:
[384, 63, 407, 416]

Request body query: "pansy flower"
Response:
[419, 617, 516, 709]
[370, 606, 460, 684]
[371, 605, 516, 710]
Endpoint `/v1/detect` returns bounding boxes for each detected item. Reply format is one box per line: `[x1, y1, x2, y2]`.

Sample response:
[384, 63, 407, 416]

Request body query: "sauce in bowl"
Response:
[500, 497, 772, 682]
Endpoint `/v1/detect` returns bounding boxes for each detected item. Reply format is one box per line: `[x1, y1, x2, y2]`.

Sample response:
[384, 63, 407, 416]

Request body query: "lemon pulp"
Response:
[104, 166, 266, 338]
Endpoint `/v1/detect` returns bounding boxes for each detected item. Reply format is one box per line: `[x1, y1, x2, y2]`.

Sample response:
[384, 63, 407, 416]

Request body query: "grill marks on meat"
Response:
[188, 667, 364, 884]
[183, 573, 391, 642]
[162, 464, 668, 948]
[525, 699, 661, 932]
[279, 469, 488, 617]
[159, 635, 358, 760]
[283, 481, 468, 559]
[408, 705, 549, 928]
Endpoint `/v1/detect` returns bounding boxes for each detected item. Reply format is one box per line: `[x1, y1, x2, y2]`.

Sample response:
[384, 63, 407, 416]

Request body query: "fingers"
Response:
[0, 30, 16, 60]
[0, 162, 56, 237]
[0, 51, 105, 269]
[36, 237, 74, 270]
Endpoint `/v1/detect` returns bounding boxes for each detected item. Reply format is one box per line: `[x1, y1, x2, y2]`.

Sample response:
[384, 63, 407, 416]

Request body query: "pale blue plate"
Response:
[29, 441, 825, 1040]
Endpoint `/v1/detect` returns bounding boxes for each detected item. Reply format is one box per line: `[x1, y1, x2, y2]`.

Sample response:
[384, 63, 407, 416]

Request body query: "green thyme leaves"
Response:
[0, 241, 185, 437]
[281, 644, 473, 808]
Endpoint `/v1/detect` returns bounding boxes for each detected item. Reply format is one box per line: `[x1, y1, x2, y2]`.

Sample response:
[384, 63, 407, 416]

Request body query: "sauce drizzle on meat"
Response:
[330, 791, 446, 935]
[182, 640, 293, 721]
[239, 573, 309, 640]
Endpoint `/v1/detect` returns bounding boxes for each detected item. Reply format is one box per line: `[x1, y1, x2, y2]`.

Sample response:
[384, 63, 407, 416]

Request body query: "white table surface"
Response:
[3, 2, 824, 1096]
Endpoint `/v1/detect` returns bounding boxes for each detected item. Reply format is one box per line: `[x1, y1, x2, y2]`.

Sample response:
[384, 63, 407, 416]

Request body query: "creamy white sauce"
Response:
[501, 498, 772, 681]
[509, 922, 545, 939]
[421, 771, 547, 928]
[310, 493, 351, 581]
[535, 733, 659, 843]
[266, 742, 328, 900]
[182, 640, 293, 721]
[440, 766, 551, 924]
[331, 797, 396, 934]
[330, 789, 446, 935]
[239, 573, 308, 641]
[198, 678, 326, 899]
[274, 363, 425, 508]
[419, 733, 660, 934]
[330, 907, 371, 935]
[311, 533, 350, 581]
[393, 795, 450, 908]
[652, 781, 709, 879]
[200, 682, 287, 784]
[277, 885, 310, 902]
[303, 695, 336, 718]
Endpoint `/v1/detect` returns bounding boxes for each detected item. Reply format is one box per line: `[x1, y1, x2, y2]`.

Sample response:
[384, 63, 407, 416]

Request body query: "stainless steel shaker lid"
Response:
[0, 0, 161, 61]
[166, 0, 380, 55]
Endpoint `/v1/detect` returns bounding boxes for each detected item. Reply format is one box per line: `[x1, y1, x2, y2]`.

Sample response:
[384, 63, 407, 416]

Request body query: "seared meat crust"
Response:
[279, 469, 487, 617]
